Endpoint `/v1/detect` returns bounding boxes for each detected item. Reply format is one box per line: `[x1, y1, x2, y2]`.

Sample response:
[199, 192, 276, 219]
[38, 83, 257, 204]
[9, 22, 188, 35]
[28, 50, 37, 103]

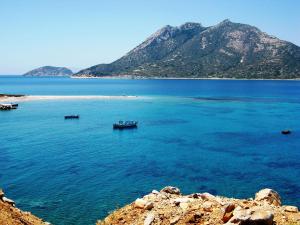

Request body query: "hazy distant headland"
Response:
[73, 20, 300, 79]
[23, 66, 73, 77]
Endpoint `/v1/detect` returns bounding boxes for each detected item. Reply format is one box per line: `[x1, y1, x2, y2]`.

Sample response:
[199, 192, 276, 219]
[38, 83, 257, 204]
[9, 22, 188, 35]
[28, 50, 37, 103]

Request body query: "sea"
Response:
[1, 76, 300, 225]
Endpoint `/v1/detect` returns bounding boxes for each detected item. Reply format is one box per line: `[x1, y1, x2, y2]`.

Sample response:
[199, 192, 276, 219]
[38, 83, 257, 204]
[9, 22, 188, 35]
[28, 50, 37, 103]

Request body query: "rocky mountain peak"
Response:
[75, 20, 300, 79]
[179, 22, 203, 30]
[220, 19, 232, 24]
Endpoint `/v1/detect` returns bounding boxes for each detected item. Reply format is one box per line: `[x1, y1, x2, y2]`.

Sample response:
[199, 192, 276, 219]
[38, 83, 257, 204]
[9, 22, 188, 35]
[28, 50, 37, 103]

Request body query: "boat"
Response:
[0, 103, 18, 110]
[113, 121, 138, 129]
[64, 115, 80, 119]
[281, 130, 291, 135]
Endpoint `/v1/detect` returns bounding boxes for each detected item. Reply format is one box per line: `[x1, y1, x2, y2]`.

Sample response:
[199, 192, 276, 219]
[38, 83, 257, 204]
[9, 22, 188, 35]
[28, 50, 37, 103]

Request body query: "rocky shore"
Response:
[0, 189, 50, 225]
[1, 186, 299, 225]
[98, 187, 300, 225]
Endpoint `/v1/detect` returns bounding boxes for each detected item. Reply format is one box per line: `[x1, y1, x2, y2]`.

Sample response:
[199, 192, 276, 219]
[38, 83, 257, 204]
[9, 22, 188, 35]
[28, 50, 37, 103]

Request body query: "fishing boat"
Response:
[64, 115, 80, 119]
[113, 121, 138, 129]
[281, 130, 291, 135]
[0, 103, 18, 110]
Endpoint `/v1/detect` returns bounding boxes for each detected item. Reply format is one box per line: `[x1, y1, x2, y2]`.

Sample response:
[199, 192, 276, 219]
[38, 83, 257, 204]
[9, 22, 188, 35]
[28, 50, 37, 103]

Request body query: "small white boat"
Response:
[113, 121, 138, 129]
[0, 103, 18, 110]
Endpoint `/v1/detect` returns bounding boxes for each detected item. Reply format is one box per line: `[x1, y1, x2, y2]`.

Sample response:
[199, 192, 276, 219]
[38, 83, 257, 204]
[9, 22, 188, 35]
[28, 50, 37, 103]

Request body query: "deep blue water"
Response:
[1, 76, 300, 225]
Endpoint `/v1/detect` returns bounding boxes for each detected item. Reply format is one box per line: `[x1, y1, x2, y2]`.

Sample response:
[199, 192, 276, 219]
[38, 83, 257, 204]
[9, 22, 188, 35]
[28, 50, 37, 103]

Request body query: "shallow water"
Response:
[1, 76, 300, 225]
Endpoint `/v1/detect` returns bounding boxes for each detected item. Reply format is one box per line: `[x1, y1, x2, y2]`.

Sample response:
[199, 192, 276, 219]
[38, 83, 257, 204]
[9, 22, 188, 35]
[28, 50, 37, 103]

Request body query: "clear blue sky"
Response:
[0, 0, 299, 74]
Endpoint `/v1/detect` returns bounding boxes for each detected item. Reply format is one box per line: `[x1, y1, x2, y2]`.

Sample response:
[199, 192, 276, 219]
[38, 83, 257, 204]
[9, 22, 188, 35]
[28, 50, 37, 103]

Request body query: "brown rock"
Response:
[134, 198, 154, 210]
[255, 188, 281, 206]
[227, 207, 274, 225]
[199, 192, 215, 200]
[249, 209, 274, 225]
[231, 208, 251, 222]
[134, 198, 147, 209]
[225, 203, 236, 213]
[145, 202, 154, 210]
[223, 211, 234, 223]
[223, 204, 235, 223]
[283, 205, 298, 213]
[170, 216, 181, 224]
[144, 213, 155, 225]
[160, 186, 181, 195]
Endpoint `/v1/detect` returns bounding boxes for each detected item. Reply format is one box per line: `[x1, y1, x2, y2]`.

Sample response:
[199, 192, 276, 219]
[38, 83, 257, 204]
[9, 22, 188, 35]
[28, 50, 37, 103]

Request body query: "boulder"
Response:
[225, 203, 236, 213]
[134, 198, 147, 209]
[199, 192, 215, 200]
[231, 208, 251, 221]
[223, 211, 234, 223]
[145, 202, 154, 210]
[134, 198, 153, 210]
[283, 205, 298, 213]
[227, 207, 274, 225]
[160, 186, 181, 195]
[144, 213, 155, 225]
[255, 189, 281, 206]
[223, 203, 236, 223]
[2, 197, 15, 206]
[249, 209, 274, 225]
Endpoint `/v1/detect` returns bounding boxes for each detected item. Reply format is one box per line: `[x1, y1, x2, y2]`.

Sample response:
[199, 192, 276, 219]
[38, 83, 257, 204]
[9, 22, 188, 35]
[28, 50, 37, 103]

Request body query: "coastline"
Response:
[0, 95, 140, 102]
[71, 75, 300, 81]
[2, 186, 299, 225]
[98, 186, 300, 225]
[1, 75, 300, 80]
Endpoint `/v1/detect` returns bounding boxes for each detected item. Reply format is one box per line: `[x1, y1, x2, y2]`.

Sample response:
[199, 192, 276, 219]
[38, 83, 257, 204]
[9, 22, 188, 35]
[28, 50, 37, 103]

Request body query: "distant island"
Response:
[74, 20, 300, 79]
[23, 66, 73, 77]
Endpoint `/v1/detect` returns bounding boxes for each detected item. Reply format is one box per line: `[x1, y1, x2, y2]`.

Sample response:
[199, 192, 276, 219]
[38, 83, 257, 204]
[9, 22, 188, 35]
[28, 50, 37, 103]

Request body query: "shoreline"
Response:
[71, 75, 300, 81]
[1, 75, 300, 80]
[0, 95, 140, 102]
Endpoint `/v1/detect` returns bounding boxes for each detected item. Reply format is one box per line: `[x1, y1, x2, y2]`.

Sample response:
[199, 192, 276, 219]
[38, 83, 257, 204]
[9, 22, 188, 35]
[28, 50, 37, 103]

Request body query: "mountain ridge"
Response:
[74, 20, 300, 79]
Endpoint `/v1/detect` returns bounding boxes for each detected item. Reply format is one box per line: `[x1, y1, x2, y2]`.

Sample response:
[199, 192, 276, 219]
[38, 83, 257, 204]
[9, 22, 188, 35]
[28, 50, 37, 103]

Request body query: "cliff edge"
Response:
[97, 187, 300, 225]
[0, 189, 50, 225]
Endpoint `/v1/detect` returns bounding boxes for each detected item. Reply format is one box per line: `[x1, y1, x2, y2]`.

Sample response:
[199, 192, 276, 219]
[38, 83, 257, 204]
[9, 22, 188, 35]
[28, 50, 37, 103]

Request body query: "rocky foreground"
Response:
[1, 187, 299, 225]
[0, 189, 50, 225]
[98, 187, 300, 225]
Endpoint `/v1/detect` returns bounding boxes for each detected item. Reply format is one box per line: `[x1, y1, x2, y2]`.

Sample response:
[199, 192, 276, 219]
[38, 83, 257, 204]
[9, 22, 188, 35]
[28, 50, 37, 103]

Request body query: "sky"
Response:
[0, 0, 299, 74]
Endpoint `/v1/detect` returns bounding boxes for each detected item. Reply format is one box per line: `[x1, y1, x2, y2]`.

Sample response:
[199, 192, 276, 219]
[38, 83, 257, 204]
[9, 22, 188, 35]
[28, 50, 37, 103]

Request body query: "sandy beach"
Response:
[0, 95, 140, 103]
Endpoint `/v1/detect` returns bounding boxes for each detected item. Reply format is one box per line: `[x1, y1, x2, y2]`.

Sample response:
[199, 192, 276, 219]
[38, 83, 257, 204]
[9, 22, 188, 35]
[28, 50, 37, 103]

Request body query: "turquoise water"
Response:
[1, 76, 300, 225]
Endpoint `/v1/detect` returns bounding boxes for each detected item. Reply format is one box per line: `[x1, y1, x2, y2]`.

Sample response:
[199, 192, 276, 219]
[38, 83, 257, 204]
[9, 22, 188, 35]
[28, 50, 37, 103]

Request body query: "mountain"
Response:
[75, 20, 300, 79]
[23, 66, 73, 76]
